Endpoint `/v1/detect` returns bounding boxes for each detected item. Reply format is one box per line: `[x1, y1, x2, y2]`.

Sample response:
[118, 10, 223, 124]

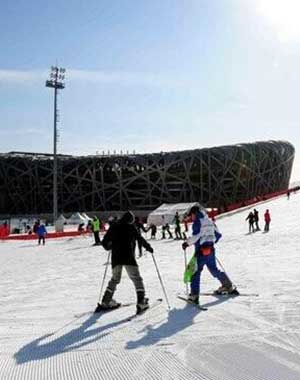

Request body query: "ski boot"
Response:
[214, 285, 239, 296]
[94, 299, 121, 313]
[95, 289, 121, 313]
[188, 294, 199, 305]
[136, 298, 149, 314]
[136, 291, 149, 314]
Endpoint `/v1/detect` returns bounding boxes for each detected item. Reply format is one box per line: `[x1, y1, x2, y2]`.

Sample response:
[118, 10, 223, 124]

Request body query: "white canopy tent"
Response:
[56, 214, 67, 223]
[67, 212, 86, 225]
[81, 212, 92, 221]
[147, 202, 204, 226]
[55, 214, 67, 232]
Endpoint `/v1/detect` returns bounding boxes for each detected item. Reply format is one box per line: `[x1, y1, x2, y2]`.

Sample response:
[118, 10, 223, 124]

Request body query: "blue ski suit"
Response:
[187, 212, 231, 295]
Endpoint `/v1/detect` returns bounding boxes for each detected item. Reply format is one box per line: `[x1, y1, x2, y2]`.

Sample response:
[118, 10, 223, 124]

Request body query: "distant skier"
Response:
[253, 209, 260, 231]
[37, 223, 47, 245]
[182, 206, 237, 305]
[148, 224, 157, 239]
[246, 211, 255, 233]
[134, 217, 148, 257]
[161, 216, 173, 239]
[183, 215, 189, 232]
[98, 211, 153, 313]
[287, 190, 290, 200]
[174, 212, 182, 240]
[33, 220, 40, 234]
[92, 216, 101, 245]
[264, 209, 271, 232]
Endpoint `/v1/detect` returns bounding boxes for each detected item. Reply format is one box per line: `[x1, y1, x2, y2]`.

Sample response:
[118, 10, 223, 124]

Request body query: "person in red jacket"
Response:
[264, 209, 271, 232]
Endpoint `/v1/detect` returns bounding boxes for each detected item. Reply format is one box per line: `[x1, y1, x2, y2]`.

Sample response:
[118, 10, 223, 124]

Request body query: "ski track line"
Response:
[185, 342, 300, 380]
[211, 301, 295, 338]
[251, 337, 300, 373]
[130, 347, 209, 380]
[186, 301, 299, 349]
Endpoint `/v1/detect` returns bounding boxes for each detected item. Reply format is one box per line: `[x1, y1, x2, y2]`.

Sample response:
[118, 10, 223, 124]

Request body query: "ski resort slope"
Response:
[1, 194, 300, 380]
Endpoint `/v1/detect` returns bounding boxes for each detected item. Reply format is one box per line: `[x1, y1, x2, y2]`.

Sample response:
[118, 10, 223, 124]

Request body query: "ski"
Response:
[177, 295, 208, 311]
[200, 292, 259, 297]
[74, 302, 135, 318]
[126, 298, 163, 321]
[76, 298, 163, 320]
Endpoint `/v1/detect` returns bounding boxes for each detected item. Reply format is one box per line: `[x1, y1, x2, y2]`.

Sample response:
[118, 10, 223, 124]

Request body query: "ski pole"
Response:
[183, 248, 189, 297]
[97, 250, 111, 304]
[216, 256, 236, 287]
[150, 252, 171, 310]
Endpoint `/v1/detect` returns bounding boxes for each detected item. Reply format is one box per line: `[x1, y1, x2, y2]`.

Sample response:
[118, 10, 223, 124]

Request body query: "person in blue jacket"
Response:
[37, 223, 47, 245]
[182, 206, 237, 304]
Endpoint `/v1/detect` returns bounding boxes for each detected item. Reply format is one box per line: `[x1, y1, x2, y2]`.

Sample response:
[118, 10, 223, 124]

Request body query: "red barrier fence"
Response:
[0, 225, 9, 238]
[1, 230, 90, 241]
[223, 189, 289, 213]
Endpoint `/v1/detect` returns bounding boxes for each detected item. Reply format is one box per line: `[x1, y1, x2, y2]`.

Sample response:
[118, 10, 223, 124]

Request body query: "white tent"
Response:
[147, 202, 204, 226]
[81, 212, 92, 221]
[55, 214, 67, 232]
[67, 212, 86, 225]
[56, 214, 67, 223]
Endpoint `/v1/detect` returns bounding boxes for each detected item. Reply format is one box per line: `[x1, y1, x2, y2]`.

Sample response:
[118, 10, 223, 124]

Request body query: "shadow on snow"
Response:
[126, 296, 229, 350]
[15, 296, 230, 364]
[14, 312, 131, 364]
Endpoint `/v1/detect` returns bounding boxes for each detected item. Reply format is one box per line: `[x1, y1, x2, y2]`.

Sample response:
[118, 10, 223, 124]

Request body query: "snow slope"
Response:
[1, 193, 300, 379]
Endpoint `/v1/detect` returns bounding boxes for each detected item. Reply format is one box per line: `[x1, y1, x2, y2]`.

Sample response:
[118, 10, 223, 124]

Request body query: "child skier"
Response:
[182, 206, 237, 304]
[37, 223, 47, 245]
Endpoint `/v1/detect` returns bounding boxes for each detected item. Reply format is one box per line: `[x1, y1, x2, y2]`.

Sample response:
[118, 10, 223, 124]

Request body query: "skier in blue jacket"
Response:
[37, 223, 47, 245]
[182, 206, 237, 304]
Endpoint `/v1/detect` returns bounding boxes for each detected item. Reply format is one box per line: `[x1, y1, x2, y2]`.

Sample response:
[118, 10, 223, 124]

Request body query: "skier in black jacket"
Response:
[134, 216, 148, 257]
[253, 209, 260, 231]
[98, 211, 153, 313]
[246, 211, 255, 233]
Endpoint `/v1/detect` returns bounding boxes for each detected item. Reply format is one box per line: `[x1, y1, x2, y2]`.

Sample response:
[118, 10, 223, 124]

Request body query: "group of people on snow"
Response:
[90, 212, 189, 252]
[96, 205, 235, 313]
[246, 209, 271, 233]
[91, 201, 275, 312]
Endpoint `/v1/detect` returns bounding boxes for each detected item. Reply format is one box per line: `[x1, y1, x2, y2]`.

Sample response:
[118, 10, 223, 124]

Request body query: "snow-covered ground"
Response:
[1, 193, 300, 379]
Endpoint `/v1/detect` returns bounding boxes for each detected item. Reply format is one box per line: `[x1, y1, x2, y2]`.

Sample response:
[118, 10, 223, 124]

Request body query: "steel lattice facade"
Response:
[0, 140, 294, 215]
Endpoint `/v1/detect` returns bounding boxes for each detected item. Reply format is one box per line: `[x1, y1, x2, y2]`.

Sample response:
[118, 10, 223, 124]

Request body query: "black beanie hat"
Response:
[188, 205, 200, 216]
[121, 211, 135, 224]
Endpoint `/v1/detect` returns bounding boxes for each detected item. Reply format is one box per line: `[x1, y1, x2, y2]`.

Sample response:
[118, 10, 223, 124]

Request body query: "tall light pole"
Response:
[46, 66, 66, 224]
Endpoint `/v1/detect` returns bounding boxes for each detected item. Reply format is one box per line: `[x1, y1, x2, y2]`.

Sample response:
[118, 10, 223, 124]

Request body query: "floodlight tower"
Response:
[45, 66, 66, 223]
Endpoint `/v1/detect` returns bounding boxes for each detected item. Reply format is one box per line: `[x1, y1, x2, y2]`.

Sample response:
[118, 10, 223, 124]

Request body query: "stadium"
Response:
[0, 140, 294, 217]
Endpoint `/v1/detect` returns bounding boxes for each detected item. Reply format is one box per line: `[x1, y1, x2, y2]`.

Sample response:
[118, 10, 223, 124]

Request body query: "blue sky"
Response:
[1, 0, 300, 181]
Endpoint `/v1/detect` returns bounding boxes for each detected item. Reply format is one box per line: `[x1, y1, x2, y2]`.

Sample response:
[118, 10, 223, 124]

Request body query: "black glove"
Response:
[182, 242, 189, 250]
[147, 246, 154, 253]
